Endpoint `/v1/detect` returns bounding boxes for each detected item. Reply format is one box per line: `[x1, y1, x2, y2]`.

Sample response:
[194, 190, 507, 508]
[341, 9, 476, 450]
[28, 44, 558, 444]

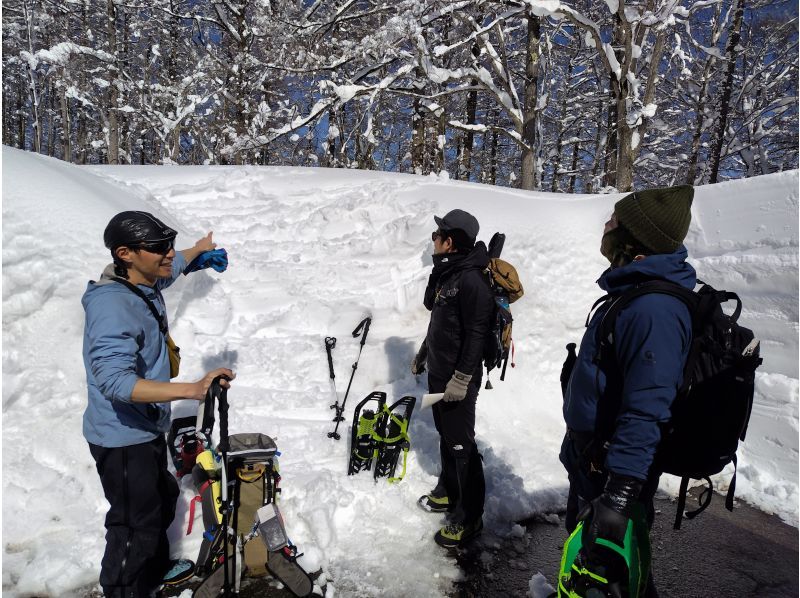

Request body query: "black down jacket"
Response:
[423, 242, 495, 380]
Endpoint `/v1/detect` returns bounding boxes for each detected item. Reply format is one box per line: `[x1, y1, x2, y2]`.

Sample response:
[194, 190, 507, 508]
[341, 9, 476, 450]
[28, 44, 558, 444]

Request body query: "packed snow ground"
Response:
[2, 147, 798, 597]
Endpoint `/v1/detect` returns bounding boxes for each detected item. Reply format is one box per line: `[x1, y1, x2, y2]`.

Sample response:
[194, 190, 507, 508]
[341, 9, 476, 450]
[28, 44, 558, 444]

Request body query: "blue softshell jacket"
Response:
[563, 246, 696, 480]
[82, 253, 186, 448]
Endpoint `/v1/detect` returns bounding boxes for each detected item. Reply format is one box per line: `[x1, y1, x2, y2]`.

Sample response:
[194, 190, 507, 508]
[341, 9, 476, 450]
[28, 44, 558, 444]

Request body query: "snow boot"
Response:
[418, 474, 451, 513]
[417, 491, 451, 513]
[434, 518, 483, 549]
[161, 558, 195, 586]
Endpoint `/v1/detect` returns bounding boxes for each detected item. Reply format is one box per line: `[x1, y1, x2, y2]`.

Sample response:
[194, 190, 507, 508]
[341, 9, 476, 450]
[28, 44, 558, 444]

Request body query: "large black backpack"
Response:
[594, 279, 762, 529]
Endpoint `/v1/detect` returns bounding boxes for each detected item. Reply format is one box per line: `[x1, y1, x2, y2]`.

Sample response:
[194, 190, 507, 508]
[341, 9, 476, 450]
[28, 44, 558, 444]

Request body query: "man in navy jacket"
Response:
[561, 185, 695, 596]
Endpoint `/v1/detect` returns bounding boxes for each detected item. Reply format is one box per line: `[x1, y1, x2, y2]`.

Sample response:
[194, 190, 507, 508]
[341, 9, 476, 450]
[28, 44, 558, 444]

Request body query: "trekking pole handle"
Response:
[325, 336, 337, 380]
[352, 316, 371, 347]
[211, 375, 231, 453]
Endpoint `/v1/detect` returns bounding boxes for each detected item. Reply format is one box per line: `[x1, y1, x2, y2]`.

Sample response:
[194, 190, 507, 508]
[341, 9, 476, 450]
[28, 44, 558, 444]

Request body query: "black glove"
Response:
[411, 341, 428, 375]
[577, 473, 643, 577]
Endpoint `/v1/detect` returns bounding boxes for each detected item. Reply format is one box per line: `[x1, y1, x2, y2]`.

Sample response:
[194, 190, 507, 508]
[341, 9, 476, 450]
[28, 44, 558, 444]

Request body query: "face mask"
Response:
[601, 227, 645, 267]
[600, 228, 624, 264]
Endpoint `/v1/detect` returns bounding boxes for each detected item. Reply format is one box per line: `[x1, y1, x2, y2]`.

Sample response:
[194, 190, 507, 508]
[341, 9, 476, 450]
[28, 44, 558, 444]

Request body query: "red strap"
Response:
[187, 479, 212, 536]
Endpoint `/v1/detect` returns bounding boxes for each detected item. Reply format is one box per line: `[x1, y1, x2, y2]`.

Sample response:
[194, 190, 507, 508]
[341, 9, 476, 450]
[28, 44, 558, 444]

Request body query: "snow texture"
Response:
[2, 147, 798, 597]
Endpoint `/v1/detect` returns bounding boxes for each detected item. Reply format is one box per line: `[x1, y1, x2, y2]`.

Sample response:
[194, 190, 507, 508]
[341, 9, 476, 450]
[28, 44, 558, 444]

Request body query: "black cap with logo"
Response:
[434, 209, 480, 244]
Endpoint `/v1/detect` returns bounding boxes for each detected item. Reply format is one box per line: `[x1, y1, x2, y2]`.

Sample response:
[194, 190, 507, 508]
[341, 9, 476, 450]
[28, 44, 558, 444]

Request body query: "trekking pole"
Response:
[328, 316, 372, 440]
[325, 336, 339, 413]
[209, 376, 234, 595]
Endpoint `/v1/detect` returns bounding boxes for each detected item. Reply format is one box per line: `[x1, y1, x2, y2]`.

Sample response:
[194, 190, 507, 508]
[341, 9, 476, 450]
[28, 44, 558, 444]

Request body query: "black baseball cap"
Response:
[434, 209, 480, 243]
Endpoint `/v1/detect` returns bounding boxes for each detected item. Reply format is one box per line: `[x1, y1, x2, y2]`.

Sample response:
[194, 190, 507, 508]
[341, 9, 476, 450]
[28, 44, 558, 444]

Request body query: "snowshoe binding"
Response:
[348, 392, 386, 475]
[373, 396, 416, 482]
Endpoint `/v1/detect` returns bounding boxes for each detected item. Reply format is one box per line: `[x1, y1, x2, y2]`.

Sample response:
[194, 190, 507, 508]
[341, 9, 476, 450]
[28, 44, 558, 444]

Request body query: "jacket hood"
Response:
[95, 263, 120, 286]
[598, 245, 696, 294]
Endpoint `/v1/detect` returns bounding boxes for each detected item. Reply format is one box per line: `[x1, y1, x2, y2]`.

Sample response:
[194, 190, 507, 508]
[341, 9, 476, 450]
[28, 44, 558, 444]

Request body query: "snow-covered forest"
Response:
[2, 0, 798, 192]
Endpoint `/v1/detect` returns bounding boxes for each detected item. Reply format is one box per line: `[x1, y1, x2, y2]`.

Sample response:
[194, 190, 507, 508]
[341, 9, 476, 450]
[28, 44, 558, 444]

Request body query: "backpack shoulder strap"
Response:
[593, 280, 698, 442]
[597, 280, 697, 350]
[586, 294, 611, 328]
[111, 276, 168, 334]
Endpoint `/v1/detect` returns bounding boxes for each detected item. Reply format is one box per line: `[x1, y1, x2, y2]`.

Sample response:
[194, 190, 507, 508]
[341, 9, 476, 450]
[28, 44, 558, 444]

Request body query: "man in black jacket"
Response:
[412, 209, 495, 548]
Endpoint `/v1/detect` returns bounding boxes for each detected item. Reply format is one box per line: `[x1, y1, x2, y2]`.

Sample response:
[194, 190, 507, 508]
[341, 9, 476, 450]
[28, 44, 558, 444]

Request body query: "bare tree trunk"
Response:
[590, 95, 604, 192]
[612, 10, 634, 192]
[169, 5, 181, 163]
[411, 97, 425, 173]
[2, 89, 10, 146]
[457, 83, 478, 181]
[17, 89, 26, 149]
[487, 109, 498, 185]
[520, 14, 541, 190]
[60, 77, 72, 162]
[551, 49, 576, 192]
[22, 0, 41, 153]
[435, 110, 446, 173]
[709, 0, 745, 183]
[603, 91, 617, 188]
[686, 54, 716, 184]
[615, 109, 634, 192]
[568, 142, 580, 193]
[47, 82, 56, 156]
[106, 0, 119, 164]
[74, 1, 89, 163]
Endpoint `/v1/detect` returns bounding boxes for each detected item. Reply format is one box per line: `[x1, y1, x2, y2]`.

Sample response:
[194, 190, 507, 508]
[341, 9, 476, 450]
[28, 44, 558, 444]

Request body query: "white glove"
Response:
[443, 371, 472, 402]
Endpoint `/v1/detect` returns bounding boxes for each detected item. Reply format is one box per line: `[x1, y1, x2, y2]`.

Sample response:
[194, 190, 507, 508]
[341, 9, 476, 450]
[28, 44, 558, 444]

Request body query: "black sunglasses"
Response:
[132, 239, 175, 255]
[432, 229, 449, 242]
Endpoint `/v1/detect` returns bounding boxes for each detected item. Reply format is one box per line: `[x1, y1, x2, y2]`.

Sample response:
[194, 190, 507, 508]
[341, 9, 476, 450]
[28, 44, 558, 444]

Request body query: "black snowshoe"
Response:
[348, 392, 386, 475]
[347, 392, 416, 482]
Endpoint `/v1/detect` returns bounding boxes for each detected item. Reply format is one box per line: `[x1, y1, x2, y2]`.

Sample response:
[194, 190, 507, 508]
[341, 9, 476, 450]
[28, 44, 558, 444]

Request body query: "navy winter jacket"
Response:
[563, 246, 696, 480]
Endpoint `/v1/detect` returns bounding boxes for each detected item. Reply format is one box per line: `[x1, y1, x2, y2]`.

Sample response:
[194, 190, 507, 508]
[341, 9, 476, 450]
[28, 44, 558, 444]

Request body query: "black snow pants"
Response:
[429, 372, 486, 526]
[89, 435, 179, 598]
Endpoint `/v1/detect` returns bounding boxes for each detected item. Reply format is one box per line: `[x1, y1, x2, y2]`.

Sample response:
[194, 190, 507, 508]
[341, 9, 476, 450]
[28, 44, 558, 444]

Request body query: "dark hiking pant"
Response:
[429, 373, 485, 526]
[560, 430, 660, 597]
[89, 436, 179, 598]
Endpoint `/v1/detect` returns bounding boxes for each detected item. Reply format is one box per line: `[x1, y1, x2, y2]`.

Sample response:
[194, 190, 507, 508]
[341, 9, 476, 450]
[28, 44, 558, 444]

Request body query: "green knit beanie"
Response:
[614, 184, 694, 254]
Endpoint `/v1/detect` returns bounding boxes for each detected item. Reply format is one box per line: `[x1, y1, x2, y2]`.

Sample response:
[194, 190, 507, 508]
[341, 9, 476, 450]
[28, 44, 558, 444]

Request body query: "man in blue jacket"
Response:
[83, 211, 234, 597]
[561, 185, 695, 597]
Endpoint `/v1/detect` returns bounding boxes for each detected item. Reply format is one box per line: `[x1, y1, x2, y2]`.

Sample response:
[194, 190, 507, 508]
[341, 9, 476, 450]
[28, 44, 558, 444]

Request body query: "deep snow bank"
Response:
[2, 147, 797, 596]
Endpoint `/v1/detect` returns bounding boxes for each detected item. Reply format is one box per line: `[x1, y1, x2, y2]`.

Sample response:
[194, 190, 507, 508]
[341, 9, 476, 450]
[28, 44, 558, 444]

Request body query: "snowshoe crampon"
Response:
[558, 504, 651, 598]
[348, 392, 386, 475]
[373, 396, 416, 482]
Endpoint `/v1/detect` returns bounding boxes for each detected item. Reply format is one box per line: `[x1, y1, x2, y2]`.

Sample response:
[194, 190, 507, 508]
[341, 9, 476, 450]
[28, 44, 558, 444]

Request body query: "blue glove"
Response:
[184, 248, 228, 275]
